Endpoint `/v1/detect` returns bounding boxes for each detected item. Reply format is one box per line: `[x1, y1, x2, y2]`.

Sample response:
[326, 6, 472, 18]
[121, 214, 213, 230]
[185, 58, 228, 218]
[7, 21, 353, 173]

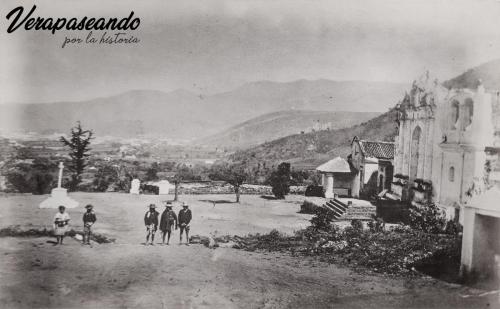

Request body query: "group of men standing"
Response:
[144, 201, 192, 245]
[53, 201, 192, 246]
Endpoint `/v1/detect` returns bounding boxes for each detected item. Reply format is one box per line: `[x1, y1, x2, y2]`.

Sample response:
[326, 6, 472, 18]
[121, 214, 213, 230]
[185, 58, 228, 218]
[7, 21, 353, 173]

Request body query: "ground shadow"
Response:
[374, 200, 410, 224]
[260, 195, 279, 200]
[46, 240, 58, 245]
[199, 199, 235, 204]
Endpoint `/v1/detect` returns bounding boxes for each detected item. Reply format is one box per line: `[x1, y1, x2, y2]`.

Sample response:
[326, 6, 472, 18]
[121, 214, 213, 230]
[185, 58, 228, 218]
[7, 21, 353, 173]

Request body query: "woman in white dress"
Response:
[53, 205, 70, 245]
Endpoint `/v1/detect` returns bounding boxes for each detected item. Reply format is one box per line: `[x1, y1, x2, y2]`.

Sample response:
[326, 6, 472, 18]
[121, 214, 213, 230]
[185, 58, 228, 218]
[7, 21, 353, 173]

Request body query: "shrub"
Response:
[309, 206, 336, 232]
[237, 215, 462, 277]
[92, 165, 118, 192]
[350, 219, 363, 231]
[408, 203, 448, 234]
[300, 200, 319, 214]
[6, 158, 57, 194]
[268, 162, 291, 199]
[305, 185, 325, 197]
[367, 216, 385, 232]
[6, 172, 32, 193]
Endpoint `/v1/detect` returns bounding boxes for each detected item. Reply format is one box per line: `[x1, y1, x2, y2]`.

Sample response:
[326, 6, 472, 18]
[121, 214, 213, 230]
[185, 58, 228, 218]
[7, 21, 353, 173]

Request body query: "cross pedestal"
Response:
[39, 162, 79, 209]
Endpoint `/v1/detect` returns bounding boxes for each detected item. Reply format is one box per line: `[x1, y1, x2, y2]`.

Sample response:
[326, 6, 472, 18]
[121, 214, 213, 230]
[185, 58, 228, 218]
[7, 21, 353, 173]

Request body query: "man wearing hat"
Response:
[144, 204, 159, 245]
[178, 202, 192, 245]
[82, 204, 97, 245]
[159, 201, 178, 245]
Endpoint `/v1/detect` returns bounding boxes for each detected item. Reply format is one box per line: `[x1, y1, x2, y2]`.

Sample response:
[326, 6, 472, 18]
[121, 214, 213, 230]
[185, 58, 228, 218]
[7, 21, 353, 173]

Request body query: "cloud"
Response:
[1, 0, 500, 103]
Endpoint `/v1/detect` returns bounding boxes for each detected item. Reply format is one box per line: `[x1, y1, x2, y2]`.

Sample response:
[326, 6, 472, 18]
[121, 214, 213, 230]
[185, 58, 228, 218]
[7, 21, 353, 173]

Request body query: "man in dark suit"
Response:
[144, 204, 159, 245]
[159, 201, 177, 245]
[178, 202, 192, 245]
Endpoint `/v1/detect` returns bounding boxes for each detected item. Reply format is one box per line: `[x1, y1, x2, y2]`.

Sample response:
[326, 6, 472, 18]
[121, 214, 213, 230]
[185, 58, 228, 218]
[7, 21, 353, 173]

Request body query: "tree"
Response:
[145, 162, 159, 181]
[268, 162, 291, 199]
[60, 122, 93, 190]
[172, 165, 191, 201]
[5, 156, 57, 194]
[172, 164, 203, 201]
[92, 164, 119, 192]
[209, 163, 248, 203]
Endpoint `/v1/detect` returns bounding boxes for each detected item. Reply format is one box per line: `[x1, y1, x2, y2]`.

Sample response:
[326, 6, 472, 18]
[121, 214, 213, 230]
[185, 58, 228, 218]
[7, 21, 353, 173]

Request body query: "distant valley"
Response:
[0, 79, 406, 143]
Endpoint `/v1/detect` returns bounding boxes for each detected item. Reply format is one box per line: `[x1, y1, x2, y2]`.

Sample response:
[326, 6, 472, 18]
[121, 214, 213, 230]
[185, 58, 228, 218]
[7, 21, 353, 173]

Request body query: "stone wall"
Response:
[177, 182, 306, 195]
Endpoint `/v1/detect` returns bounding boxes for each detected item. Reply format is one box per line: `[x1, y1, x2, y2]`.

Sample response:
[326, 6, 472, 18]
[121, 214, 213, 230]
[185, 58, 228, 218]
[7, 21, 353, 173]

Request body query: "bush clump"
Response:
[304, 185, 325, 197]
[267, 162, 291, 199]
[236, 205, 462, 277]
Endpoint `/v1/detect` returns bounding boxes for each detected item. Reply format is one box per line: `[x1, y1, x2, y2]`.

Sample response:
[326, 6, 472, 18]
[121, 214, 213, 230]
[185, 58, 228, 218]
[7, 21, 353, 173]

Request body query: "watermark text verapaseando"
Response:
[4, 5, 141, 48]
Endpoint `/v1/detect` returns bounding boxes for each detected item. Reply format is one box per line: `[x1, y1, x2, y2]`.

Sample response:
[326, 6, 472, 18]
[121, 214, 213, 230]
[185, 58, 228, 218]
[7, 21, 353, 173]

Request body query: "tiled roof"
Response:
[358, 140, 395, 159]
[316, 157, 351, 173]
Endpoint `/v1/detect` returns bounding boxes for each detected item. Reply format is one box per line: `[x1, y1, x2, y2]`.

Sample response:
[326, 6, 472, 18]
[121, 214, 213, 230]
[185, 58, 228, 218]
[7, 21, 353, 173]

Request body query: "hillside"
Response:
[198, 110, 380, 149]
[0, 80, 406, 141]
[443, 58, 500, 90]
[227, 58, 500, 169]
[228, 109, 399, 170]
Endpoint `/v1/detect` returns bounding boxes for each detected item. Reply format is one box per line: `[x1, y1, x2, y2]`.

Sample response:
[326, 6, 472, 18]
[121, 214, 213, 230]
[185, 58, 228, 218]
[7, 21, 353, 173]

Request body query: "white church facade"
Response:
[389, 73, 496, 220]
[388, 73, 500, 278]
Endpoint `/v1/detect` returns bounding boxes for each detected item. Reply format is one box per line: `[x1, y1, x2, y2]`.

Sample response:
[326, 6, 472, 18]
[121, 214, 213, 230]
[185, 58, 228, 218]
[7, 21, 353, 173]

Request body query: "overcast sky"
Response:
[1, 0, 500, 104]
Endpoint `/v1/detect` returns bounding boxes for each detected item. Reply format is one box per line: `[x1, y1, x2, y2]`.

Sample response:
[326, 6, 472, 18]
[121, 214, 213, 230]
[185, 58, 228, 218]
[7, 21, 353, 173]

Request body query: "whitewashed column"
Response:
[460, 207, 476, 276]
[395, 121, 404, 174]
[324, 174, 334, 198]
[423, 118, 434, 181]
[403, 120, 411, 176]
[417, 121, 426, 179]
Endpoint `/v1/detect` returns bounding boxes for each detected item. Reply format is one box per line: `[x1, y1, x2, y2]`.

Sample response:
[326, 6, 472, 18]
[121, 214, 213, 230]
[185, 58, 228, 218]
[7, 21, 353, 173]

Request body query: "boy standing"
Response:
[178, 202, 192, 245]
[144, 204, 159, 245]
[82, 204, 96, 245]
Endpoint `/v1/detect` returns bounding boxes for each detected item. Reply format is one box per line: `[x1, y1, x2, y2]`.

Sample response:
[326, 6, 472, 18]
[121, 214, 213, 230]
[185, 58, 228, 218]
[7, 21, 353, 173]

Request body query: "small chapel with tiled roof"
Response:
[316, 137, 395, 199]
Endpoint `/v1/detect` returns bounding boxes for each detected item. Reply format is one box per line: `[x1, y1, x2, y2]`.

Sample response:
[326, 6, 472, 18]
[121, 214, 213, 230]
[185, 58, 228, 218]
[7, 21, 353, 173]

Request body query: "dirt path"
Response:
[0, 236, 497, 309]
[0, 193, 498, 308]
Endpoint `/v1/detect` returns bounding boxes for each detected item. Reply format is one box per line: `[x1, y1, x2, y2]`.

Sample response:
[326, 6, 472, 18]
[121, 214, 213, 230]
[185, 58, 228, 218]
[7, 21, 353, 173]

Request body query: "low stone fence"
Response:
[177, 182, 306, 195]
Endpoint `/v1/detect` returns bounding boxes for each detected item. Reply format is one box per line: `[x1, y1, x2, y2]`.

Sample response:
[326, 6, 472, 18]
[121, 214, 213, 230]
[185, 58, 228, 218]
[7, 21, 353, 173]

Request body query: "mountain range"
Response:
[0, 80, 406, 141]
[3, 58, 498, 150]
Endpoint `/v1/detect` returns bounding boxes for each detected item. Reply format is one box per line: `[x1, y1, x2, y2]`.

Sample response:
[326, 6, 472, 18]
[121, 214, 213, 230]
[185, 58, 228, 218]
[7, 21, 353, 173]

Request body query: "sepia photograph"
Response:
[1, 0, 500, 308]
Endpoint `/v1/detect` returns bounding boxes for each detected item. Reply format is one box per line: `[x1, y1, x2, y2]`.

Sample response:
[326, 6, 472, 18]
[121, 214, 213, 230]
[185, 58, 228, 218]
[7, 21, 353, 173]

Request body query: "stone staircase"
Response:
[323, 198, 349, 219]
[322, 198, 376, 220]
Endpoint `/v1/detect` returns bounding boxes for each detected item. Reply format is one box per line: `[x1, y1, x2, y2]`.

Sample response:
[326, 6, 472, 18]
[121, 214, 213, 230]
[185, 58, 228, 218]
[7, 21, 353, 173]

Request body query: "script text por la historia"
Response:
[62, 31, 140, 48]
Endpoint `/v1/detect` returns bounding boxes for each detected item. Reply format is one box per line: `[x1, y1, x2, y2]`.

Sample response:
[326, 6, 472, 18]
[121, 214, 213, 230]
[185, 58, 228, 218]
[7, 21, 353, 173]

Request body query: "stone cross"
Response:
[57, 162, 64, 188]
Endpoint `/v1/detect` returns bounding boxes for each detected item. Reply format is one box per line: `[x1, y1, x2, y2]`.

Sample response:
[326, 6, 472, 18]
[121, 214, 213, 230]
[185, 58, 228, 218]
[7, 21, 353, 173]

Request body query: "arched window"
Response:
[449, 167, 455, 182]
[463, 98, 474, 131]
[450, 100, 459, 130]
